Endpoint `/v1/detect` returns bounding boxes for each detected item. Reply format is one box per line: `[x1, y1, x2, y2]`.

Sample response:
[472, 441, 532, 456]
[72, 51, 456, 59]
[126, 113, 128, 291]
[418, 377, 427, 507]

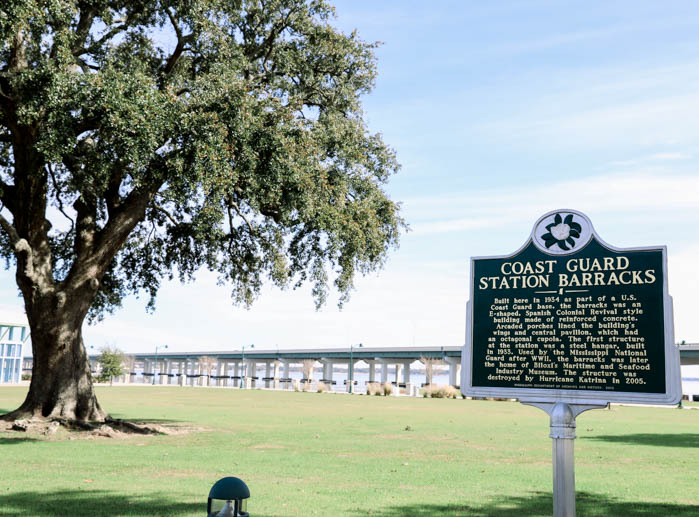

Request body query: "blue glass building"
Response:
[0, 323, 28, 384]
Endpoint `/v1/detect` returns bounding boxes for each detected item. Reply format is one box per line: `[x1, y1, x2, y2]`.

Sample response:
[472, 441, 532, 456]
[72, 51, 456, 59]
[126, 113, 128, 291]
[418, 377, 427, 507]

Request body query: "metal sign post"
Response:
[461, 209, 682, 517]
[521, 401, 606, 516]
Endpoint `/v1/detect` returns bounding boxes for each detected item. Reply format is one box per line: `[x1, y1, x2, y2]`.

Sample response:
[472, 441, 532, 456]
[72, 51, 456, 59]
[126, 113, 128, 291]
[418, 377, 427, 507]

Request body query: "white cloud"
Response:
[609, 152, 693, 167]
[83, 266, 469, 354]
[479, 92, 699, 150]
[407, 171, 699, 236]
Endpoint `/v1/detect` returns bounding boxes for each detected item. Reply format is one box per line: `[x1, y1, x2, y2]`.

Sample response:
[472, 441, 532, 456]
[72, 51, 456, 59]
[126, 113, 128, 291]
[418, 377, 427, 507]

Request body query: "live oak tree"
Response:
[0, 0, 402, 422]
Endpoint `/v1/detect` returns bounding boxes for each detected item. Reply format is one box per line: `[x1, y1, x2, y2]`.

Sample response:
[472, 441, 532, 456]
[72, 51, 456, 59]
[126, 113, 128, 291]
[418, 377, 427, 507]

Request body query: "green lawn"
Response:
[0, 386, 697, 516]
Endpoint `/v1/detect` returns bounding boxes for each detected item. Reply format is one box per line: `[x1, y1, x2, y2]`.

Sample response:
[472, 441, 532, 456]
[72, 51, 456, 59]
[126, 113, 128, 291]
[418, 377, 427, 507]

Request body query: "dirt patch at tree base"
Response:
[0, 417, 203, 440]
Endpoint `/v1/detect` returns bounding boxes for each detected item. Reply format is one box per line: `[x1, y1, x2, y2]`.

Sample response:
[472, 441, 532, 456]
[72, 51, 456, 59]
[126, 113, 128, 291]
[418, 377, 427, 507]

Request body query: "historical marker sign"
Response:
[461, 209, 681, 405]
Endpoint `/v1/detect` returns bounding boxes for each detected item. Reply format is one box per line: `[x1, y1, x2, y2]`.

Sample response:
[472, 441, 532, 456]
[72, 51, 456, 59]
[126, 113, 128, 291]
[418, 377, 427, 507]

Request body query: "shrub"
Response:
[443, 385, 460, 398]
[382, 382, 393, 396]
[422, 384, 459, 399]
[366, 382, 381, 395]
[421, 384, 436, 397]
[439, 385, 459, 398]
[363, 381, 392, 396]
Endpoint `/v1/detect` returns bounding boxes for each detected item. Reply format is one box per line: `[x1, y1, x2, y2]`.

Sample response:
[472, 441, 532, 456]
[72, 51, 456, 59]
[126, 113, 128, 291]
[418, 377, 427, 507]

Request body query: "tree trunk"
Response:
[1, 303, 107, 422]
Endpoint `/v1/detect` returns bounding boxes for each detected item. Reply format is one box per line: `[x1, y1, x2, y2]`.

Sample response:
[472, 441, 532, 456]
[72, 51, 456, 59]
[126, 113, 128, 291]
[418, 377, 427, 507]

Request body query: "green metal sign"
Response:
[462, 209, 681, 405]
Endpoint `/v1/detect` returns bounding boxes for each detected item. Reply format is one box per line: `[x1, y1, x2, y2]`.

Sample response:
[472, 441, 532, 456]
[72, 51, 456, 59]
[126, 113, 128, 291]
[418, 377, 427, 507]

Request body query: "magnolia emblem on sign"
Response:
[541, 213, 582, 251]
[532, 210, 593, 256]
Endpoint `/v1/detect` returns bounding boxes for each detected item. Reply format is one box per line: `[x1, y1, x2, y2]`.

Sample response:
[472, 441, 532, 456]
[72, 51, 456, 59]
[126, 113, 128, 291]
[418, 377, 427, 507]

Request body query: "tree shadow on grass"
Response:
[0, 436, 39, 444]
[0, 408, 188, 427]
[107, 415, 188, 425]
[0, 489, 290, 517]
[368, 492, 699, 517]
[0, 489, 202, 517]
[583, 433, 699, 448]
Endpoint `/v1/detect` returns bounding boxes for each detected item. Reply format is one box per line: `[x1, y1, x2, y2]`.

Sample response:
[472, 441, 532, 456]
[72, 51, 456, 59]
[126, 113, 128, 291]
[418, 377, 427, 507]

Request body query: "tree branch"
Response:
[0, 74, 12, 101]
[153, 204, 178, 226]
[226, 205, 236, 253]
[72, 9, 140, 58]
[0, 177, 15, 213]
[92, 187, 153, 269]
[159, 10, 193, 89]
[8, 29, 29, 72]
[104, 169, 125, 215]
[73, 114, 101, 136]
[74, 27, 125, 57]
[228, 199, 255, 235]
[0, 213, 39, 284]
[71, 5, 97, 56]
[0, 212, 20, 244]
[243, 7, 296, 74]
[74, 56, 100, 74]
[62, 186, 153, 297]
[261, 9, 294, 66]
[47, 164, 75, 231]
[73, 194, 97, 260]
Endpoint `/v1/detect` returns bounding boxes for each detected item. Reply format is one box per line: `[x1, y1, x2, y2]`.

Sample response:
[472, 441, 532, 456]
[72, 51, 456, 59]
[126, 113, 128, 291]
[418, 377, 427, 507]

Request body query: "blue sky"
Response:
[1, 1, 698, 352]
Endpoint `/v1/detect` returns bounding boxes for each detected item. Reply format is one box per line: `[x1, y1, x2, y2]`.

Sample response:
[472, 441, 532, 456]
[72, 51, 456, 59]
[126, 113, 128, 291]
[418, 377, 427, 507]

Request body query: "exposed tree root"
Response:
[0, 415, 180, 438]
[104, 417, 167, 435]
[0, 404, 107, 424]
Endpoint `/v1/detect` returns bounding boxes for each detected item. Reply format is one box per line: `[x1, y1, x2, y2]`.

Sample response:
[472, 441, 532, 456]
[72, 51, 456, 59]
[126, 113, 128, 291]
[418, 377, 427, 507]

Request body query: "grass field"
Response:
[0, 386, 697, 516]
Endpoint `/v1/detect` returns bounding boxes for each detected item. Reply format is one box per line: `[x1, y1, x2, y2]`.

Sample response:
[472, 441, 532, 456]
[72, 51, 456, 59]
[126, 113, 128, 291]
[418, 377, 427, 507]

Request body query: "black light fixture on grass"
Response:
[207, 476, 250, 516]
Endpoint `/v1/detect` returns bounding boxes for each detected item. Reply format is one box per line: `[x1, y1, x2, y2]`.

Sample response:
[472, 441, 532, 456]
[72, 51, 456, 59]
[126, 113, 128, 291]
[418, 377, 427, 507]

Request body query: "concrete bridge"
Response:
[680, 344, 699, 365]
[95, 346, 463, 393]
[83, 344, 699, 396]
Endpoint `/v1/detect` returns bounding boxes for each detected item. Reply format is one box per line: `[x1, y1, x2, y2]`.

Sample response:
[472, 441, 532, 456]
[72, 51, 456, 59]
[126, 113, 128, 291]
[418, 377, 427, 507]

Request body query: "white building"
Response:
[0, 322, 29, 384]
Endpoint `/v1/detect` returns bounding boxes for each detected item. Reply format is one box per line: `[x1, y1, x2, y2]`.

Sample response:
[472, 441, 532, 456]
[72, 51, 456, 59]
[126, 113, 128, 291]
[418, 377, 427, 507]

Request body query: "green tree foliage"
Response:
[1, 0, 403, 312]
[96, 346, 125, 385]
[0, 0, 403, 421]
